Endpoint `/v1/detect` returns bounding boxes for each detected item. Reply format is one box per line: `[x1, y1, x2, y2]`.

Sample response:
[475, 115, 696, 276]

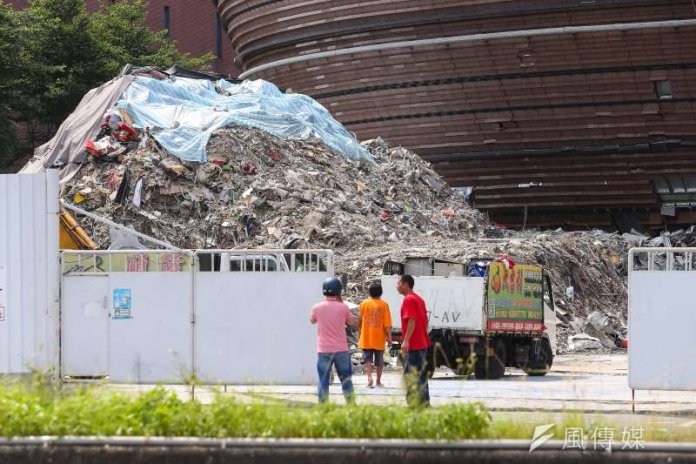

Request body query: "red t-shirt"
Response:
[400, 292, 431, 351]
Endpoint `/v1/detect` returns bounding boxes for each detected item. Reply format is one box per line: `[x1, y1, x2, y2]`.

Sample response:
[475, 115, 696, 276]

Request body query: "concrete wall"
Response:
[0, 439, 692, 464]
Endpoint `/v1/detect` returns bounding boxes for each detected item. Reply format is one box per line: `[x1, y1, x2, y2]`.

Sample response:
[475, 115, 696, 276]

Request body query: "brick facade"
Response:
[8, 0, 238, 76]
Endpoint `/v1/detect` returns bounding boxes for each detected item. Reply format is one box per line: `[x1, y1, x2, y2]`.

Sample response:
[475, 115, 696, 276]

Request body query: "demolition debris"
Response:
[336, 230, 628, 353]
[64, 123, 630, 354]
[26, 71, 634, 353]
[64, 131, 487, 250]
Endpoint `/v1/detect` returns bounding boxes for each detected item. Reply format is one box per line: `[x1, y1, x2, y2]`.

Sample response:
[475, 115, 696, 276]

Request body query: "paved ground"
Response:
[113, 353, 696, 416]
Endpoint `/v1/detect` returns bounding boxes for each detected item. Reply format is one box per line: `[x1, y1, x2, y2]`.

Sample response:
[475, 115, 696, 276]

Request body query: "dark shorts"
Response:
[362, 349, 385, 367]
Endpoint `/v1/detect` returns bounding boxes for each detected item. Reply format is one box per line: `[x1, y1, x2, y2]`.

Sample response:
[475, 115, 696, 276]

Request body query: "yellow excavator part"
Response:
[60, 210, 98, 250]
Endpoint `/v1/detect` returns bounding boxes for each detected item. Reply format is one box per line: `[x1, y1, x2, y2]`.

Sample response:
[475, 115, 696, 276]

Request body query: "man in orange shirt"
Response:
[358, 283, 392, 388]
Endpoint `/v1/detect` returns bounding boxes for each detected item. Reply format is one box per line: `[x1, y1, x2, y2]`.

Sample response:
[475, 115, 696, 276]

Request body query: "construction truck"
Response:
[381, 256, 557, 379]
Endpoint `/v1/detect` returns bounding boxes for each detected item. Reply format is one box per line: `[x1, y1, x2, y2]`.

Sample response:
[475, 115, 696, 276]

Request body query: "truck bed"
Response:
[381, 275, 486, 332]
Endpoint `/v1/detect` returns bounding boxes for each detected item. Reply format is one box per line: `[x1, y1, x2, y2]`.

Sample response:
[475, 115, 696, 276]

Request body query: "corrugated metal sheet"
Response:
[0, 171, 60, 374]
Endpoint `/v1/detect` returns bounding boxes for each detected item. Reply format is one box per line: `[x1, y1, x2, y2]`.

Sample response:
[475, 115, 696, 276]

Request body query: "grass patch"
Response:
[489, 413, 696, 444]
[0, 382, 490, 439]
[3, 380, 696, 443]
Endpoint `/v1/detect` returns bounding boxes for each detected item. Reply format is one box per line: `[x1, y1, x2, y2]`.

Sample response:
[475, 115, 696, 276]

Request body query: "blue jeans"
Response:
[403, 349, 430, 407]
[317, 352, 354, 404]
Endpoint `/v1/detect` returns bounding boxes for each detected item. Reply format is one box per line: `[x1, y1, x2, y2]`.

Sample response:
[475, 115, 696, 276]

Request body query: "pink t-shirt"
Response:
[310, 297, 354, 353]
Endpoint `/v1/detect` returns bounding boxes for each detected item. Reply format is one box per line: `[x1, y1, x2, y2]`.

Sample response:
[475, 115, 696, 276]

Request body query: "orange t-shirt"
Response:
[358, 298, 392, 350]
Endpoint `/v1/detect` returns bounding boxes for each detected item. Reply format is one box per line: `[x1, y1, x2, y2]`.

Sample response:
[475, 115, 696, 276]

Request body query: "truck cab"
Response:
[381, 256, 557, 379]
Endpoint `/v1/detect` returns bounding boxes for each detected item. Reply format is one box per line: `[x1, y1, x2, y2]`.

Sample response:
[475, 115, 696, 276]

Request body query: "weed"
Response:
[0, 384, 490, 439]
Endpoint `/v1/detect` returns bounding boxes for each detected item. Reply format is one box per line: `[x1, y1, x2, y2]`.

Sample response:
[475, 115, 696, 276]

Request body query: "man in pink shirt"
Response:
[310, 277, 358, 403]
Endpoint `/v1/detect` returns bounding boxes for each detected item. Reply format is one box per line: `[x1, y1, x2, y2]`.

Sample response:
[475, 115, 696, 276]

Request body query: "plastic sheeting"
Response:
[117, 77, 373, 163]
[21, 76, 135, 182]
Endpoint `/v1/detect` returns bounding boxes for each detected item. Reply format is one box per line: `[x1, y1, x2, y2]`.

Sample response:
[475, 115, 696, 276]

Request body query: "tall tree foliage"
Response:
[0, 0, 213, 169]
[0, 2, 22, 165]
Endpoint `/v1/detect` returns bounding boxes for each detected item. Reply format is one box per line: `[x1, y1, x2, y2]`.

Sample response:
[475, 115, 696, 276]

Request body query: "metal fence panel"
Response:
[61, 251, 194, 383]
[193, 250, 332, 385]
[60, 249, 333, 385]
[0, 172, 60, 375]
[629, 247, 696, 390]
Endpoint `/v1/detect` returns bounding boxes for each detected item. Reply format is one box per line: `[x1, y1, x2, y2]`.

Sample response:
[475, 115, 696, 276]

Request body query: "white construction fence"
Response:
[0, 171, 60, 375]
[629, 247, 696, 390]
[61, 249, 333, 384]
[1, 172, 334, 385]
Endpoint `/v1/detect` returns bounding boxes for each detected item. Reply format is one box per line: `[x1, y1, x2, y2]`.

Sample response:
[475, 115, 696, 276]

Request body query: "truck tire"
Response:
[474, 339, 506, 380]
[452, 358, 470, 376]
[524, 338, 553, 376]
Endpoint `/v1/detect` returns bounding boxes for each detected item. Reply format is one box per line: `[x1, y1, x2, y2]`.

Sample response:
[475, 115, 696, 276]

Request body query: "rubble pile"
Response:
[64, 131, 487, 250]
[623, 226, 696, 248]
[337, 230, 628, 353]
[63, 123, 629, 353]
[568, 310, 627, 351]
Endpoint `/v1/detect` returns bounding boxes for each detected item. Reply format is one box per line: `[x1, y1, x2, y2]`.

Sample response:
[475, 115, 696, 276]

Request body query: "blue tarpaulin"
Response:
[116, 76, 373, 163]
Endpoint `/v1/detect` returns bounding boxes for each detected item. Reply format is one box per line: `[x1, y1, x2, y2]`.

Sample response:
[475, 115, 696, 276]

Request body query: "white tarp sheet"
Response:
[117, 77, 373, 163]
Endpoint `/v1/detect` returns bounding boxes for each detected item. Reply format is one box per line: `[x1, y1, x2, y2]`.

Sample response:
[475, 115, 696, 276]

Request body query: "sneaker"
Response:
[376, 383, 385, 388]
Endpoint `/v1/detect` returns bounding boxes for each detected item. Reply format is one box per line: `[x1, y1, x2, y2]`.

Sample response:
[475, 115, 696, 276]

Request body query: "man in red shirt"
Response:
[397, 274, 431, 407]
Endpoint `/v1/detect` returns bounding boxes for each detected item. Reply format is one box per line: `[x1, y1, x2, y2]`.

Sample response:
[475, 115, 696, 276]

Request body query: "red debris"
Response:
[242, 162, 257, 175]
[494, 254, 516, 269]
[113, 122, 138, 142]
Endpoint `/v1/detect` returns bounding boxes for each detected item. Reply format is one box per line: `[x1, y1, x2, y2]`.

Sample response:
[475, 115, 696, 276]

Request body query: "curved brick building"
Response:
[217, 1, 696, 229]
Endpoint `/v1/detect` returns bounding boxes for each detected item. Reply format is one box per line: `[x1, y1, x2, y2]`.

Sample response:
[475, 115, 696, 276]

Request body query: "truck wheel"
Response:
[524, 338, 553, 376]
[452, 360, 469, 376]
[474, 339, 506, 380]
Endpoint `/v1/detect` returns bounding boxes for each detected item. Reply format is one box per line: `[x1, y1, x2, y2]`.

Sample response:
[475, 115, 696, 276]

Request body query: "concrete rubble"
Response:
[567, 334, 604, 352]
[623, 226, 696, 249]
[64, 132, 486, 250]
[337, 230, 628, 353]
[62, 119, 631, 354]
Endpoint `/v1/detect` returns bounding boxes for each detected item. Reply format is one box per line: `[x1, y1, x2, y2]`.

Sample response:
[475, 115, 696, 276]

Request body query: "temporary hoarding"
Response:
[61, 251, 195, 383]
[0, 172, 60, 375]
[60, 249, 333, 385]
[193, 250, 332, 385]
[0, 265, 6, 322]
[629, 248, 696, 391]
